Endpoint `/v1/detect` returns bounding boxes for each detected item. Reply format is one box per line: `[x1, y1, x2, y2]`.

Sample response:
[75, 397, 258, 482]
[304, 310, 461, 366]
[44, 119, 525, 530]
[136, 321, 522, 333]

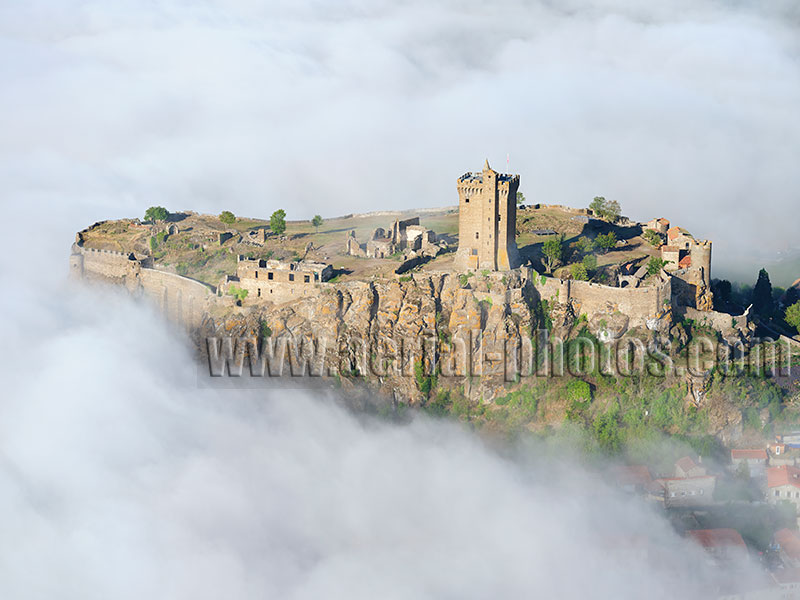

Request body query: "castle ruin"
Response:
[453, 160, 521, 271]
[225, 256, 332, 304]
[661, 226, 713, 310]
[346, 216, 440, 259]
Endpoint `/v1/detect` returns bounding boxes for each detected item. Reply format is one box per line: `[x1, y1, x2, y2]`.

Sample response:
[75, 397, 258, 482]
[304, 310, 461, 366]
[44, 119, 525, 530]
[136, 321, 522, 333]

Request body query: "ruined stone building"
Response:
[228, 256, 332, 304]
[660, 226, 713, 310]
[453, 160, 520, 271]
[347, 217, 439, 259]
[645, 217, 670, 235]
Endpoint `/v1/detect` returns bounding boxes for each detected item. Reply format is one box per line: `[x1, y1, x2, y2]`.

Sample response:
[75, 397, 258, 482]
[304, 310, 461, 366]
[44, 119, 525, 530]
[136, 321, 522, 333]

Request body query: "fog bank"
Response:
[1, 0, 799, 282]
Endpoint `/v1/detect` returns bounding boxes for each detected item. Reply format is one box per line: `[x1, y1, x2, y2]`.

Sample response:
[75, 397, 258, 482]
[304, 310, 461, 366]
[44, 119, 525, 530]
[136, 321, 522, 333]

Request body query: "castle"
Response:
[453, 160, 521, 271]
[71, 159, 749, 350]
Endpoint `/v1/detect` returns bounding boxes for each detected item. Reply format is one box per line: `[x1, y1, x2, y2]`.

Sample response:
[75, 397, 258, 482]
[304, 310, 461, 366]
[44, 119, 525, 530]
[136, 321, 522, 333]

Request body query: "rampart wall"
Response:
[71, 244, 214, 327]
[529, 270, 671, 328]
[72, 245, 133, 280]
[137, 269, 214, 327]
[680, 306, 747, 332]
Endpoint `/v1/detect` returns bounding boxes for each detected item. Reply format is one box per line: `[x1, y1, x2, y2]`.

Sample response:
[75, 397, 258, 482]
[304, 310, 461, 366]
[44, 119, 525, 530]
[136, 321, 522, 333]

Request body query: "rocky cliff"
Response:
[198, 270, 539, 404]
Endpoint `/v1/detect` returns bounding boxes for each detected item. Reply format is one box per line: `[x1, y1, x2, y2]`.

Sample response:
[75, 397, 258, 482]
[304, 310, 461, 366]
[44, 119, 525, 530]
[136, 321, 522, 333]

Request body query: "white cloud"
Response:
[2, 0, 800, 283]
[0, 284, 758, 599]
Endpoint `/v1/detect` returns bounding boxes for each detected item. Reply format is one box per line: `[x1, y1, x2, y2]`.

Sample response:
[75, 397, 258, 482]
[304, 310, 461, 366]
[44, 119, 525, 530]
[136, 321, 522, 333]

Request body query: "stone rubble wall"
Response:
[528, 269, 671, 329]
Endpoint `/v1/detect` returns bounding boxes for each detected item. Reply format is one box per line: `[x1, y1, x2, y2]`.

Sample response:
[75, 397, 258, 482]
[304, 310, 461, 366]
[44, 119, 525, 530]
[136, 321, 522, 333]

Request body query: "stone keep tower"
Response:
[454, 160, 521, 271]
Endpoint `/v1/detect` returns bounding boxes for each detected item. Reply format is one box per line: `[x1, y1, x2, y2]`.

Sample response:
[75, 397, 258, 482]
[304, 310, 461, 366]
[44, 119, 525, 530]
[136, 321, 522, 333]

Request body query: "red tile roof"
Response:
[612, 465, 652, 487]
[678, 254, 692, 268]
[731, 449, 767, 461]
[767, 465, 800, 489]
[667, 226, 691, 240]
[687, 529, 746, 550]
[649, 475, 715, 493]
[776, 529, 800, 562]
[675, 456, 699, 473]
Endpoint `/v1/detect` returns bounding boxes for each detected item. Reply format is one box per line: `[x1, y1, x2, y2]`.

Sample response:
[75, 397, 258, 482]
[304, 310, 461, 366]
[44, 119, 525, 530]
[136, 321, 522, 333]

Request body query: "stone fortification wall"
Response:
[681, 306, 747, 332]
[137, 269, 214, 327]
[71, 245, 133, 281]
[71, 243, 214, 327]
[529, 270, 671, 328]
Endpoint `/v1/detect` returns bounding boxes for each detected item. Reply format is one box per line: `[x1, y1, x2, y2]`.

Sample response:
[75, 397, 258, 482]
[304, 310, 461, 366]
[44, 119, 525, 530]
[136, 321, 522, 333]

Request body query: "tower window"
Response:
[475, 232, 479, 240]
[465, 197, 470, 203]
[268, 272, 273, 280]
[289, 274, 294, 282]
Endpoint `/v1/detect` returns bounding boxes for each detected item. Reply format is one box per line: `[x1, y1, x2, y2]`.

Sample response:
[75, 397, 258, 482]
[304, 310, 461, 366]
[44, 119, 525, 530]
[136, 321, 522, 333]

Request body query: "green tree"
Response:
[752, 268, 774, 318]
[565, 379, 592, 404]
[542, 235, 564, 273]
[516, 191, 526, 206]
[582, 253, 597, 272]
[270, 209, 287, 236]
[571, 263, 588, 281]
[219, 210, 236, 224]
[589, 196, 604, 215]
[228, 285, 248, 302]
[574, 236, 595, 256]
[786, 301, 800, 334]
[414, 360, 435, 396]
[647, 256, 668, 275]
[589, 197, 621, 222]
[311, 214, 323, 233]
[712, 279, 732, 311]
[593, 402, 622, 453]
[595, 231, 617, 253]
[643, 229, 663, 248]
[144, 206, 169, 223]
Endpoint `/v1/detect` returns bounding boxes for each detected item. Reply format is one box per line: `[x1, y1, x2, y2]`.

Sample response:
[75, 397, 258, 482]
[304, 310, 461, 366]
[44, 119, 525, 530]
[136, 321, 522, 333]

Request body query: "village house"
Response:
[767, 466, 800, 511]
[769, 442, 799, 467]
[777, 433, 800, 447]
[686, 529, 748, 565]
[649, 476, 716, 508]
[647, 456, 715, 508]
[770, 569, 800, 598]
[776, 528, 800, 568]
[675, 456, 707, 478]
[611, 465, 652, 495]
[731, 449, 768, 477]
